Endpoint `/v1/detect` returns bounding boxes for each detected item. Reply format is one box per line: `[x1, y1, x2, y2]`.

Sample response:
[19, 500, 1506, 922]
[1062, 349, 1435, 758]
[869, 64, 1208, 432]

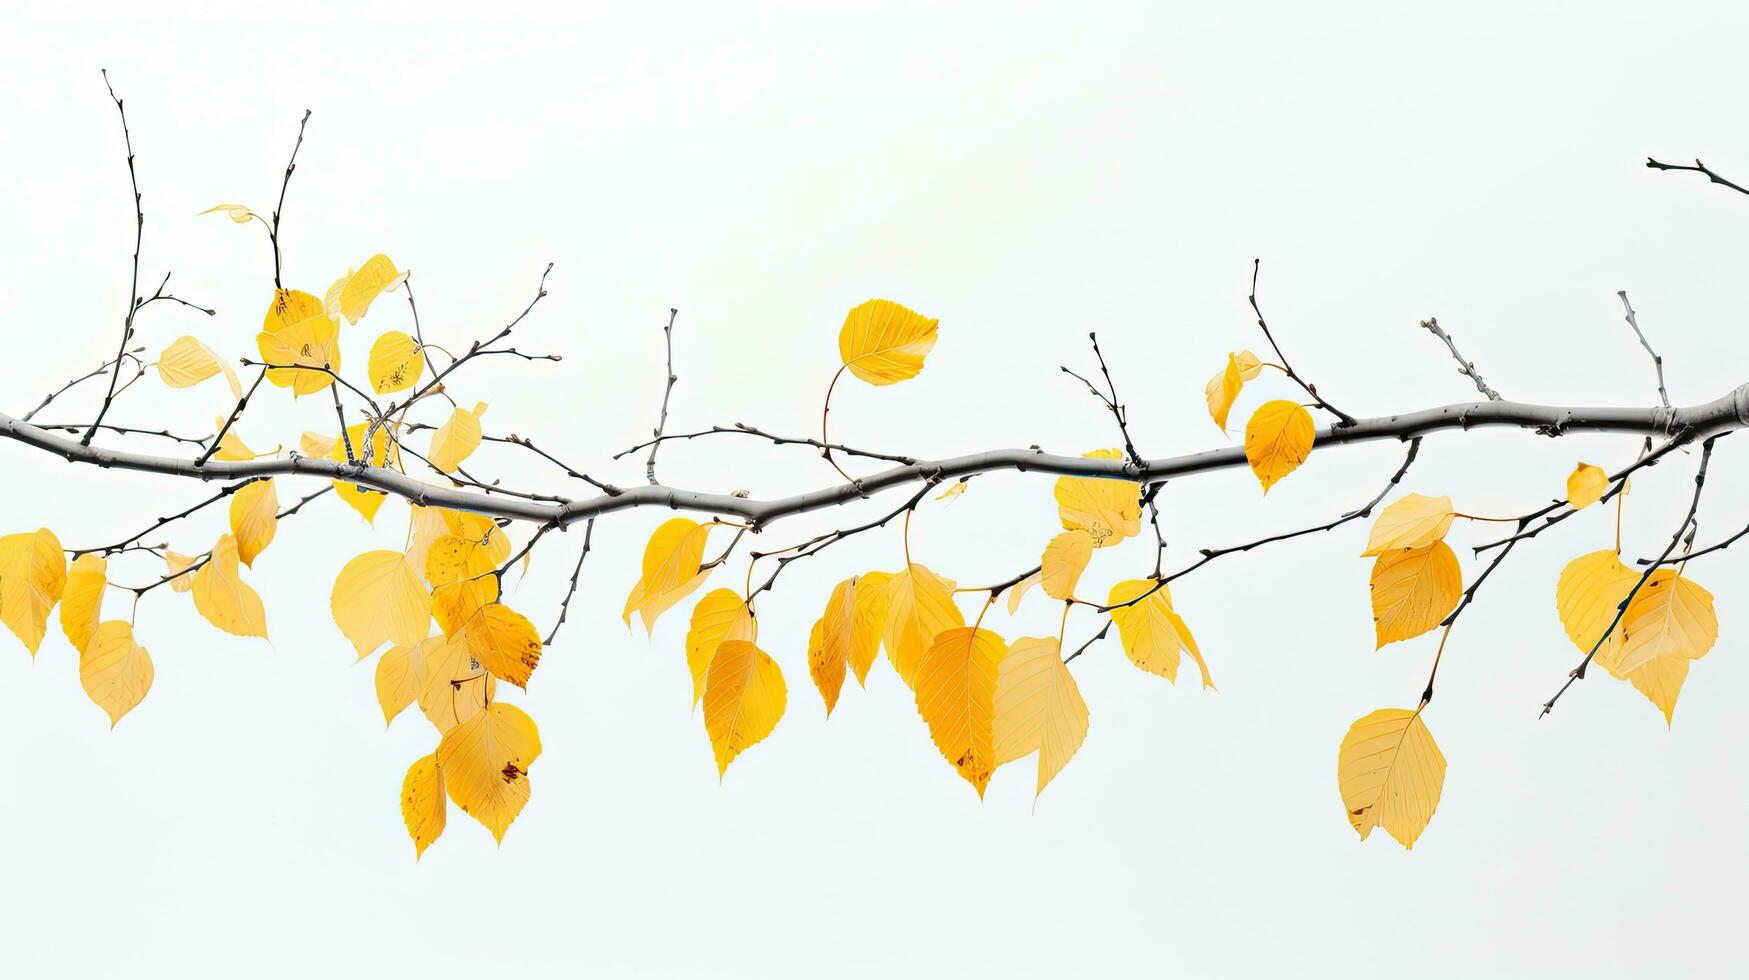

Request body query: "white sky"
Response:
[2, 2, 1746, 977]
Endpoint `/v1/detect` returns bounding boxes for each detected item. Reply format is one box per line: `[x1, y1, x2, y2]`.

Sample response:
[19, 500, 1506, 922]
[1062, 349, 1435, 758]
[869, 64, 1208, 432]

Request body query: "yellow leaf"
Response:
[210, 416, 267, 461]
[200, 202, 256, 223]
[164, 551, 197, 594]
[812, 577, 860, 712]
[157, 335, 241, 399]
[623, 569, 712, 634]
[1624, 655, 1689, 727]
[847, 571, 892, 686]
[256, 290, 341, 396]
[191, 535, 267, 638]
[1232, 349, 1263, 381]
[339, 254, 402, 325]
[437, 702, 541, 844]
[837, 298, 940, 386]
[328, 422, 402, 523]
[1370, 542, 1462, 647]
[1244, 399, 1315, 492]
[1203, 353, 1244, 432]
[1362, 493, 1455, 556]
[1054, 449, 1140, 546]
[416, 632, 495, 733]
[1005, 570, 1042, 615]
[1567, 462, 1609, 509]
[299, 431, 336, 458]
[228, 479, 279, 567]
[915, 625, 1008, 797]
[323, 271, 351, 320]
[368, 330, 425, 394]
[1556, 550, 1637, 672]
[1107, 579, 1214, 687]
[935, 482, 967, 502]
[459, 603, 543, 688]
[640, 518, 712, 597]
[79, 620, 154, 727]
[684, 589, 757, 706]
[332, 550, 432, 659]
[441, 508, 511, 563]
[702, 639, 787, 777]
[400, 753, 446, 859]
[992, 636, 1089, 799]
[430, 403, 485, 473]
[1040, 529, 1095, 600]
[376, 638, 433, 726]
[0, 528, 67, 655]
[1616, 570, 1717, 674]
[426, 535, 500, 637]
[882, 563, 964, 688]
[805, 618, 842, 715]
[1337, 707, 1446, 849]
[59, 553, 106, 654]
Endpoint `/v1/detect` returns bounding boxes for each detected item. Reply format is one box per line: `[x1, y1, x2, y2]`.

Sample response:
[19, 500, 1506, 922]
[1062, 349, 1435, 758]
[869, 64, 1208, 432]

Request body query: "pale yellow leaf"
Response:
[59, 553, 106, 654]
[299, 431, 336, 458]
[1040, 529, 1095, 600]
[837, 298, 940, 385]
[935, 482, 967, 502]
[329, 422, 402, 523]
[332, 550, 432, 659]
[339, 253, 402, 325]
[157, 335, 241, 398]
[1370, 542, 1462, 648]
[368, 330, 425, 394]
[0, 528, 67, 655]
[210, 416, 266, 462]
[430, 404, 484, 473]
[915, 625, 1008, 797]
[401, 753, 446, 859]
[191, 535, 267, 638]
[1107, 579, 1214, 688]
[1338, 707, 1446, 849]
[437, 702, 541, 843]
[376, 638, 433, 726]
[164, 551, 197, 594]
[79, 620, 154, 727]
[1362, 493, 1455, 556]
[1244, 399, 1315, 492]
[1616, 570, 1717, 674]
[200, 203, 257, 223]
[703, 639, 787, 777]
[416, 631, 495, 733]
[323, 271, 351, 320]
[992, 636, 1089, 799]
[1005, 570, 1042, 615]
[1556, 550, 1637, 673]
[1054, 449, 1140, 547]
[882, 563, 964, 688]
[228, 479, 279, 567]
[684, 589, 757, 706]
[1567, 462, 1609, 509]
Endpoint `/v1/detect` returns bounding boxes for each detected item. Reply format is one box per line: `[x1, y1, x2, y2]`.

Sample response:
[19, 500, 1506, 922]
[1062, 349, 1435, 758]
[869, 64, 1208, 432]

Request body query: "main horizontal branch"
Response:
[5, 384, 1747, 529]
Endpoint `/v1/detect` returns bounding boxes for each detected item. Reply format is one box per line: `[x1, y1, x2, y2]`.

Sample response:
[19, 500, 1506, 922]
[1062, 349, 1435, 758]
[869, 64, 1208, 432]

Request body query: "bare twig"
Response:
[269, 110, 312, 289]
[1617, 291, 1670, 411]
[1646, 157, 1749, 198]
[1419, 318, 1501, 401]
[545, 519, 595, 646]
[645, 308, 679, 485]
[614, 423, 917, 466]
[1249, 259, 1357, 425]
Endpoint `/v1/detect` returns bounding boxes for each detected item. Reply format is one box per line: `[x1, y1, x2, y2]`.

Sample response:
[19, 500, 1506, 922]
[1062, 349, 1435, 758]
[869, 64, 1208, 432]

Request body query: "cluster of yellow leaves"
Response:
[1364, 493, 1463, 648]
[1556, 551, 1717, 724]
[1203, 352, 1316, 491]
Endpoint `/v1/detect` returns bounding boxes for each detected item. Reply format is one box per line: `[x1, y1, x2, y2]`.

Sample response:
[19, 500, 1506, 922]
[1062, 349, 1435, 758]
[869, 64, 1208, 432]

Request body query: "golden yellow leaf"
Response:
[1106, 579, 1213, 688]
[1204, 352, 1244, 432]
[256, 290, 341, 396]
[848, 571, 892, 686]
[805, 618, 843, 715]
[0, 528, 67, 655]
[210, 416, 267, 461]
[228, 479, 279, 567]
[915, 625, 1008, 797]
[623, 569, 712, 634]
[59, 553, 106, 654]
[368, 330, 425, 394]
[702, 639, 787, 777]
[1623, 655, 1688, 727]
[1556, 550, 1637, 671]
[624, 519, 715, 633]
[837, 298, 940, 386]
[299, 431, 336, 458]
[1370, 542, 1462, 647]
[992, 636, 1089, 799]
[1040, 529, 1095, 600]
[200, 202, 257, 223]
[812, 577, 860, 712]
[376, 637, 433, 726]
[1361, 493, 1455, 556]
[1005, 570, 1042, 615]
[401, 753, 446, 859]
[1244, 399, 1315, 492]
[459, 603, 543, 689]
[1233, 349, 1263, 380]
[684, 589, 757, 706]
[1616, 570, 1717, 674]
[164, 551, 197, 594]
[339, 254, 402, 325]
[437, 702, 541, 843]
[416, 632, 495, 733]
[1567, 462, 1609, 509]
[882, 563, 964, 688]
[157, 335, 241, 399]
[332, 550, 432, 659]
[191, 535, 267, 638]
[1054, 449, 1140, 547]
[1337, 707, 1446, 849]
[329, 422, 402, 523]
[79, 620, 154, 727]
[430, 403, 486, 473]
[440, 509, 511, 563]
[426, 535, 500, 637]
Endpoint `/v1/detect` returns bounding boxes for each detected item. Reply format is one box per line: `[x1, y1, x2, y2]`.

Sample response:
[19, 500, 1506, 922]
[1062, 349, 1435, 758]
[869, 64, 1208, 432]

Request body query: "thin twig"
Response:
[646, 308, 680, 485]
[1646, 157, 1749, 198]
[269, 110, 312, 289]
[1616, 291, 1670, 411]
[1249, 259, 1356, 425]
[545, 519, 595, 646]
[1419, 318, 1501, 401]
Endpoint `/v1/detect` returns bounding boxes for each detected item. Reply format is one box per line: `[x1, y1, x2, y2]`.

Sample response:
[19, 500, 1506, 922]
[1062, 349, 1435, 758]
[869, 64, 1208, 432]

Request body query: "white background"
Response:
[2, 2, 1746, 977]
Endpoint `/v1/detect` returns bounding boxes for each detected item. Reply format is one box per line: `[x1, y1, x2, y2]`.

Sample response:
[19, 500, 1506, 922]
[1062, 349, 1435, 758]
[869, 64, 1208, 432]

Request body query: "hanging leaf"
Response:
[458, 603, 543, 688]
[426, 535, 501, 637]
[79, 620, 155, 727]
[702, 639, 787, 777]
[228, 479, 279, 567]
[1337, 707, 1446, 849]
[368, 330, 425, 394]
[59, 553, 106, 654]
[256, 290, 341, 396]
[805, 618, 842, 715]
[332, 550, 433, 659]
[164, 551, 198, 594]
[158, 335, 241, 399]
[437, 702, 541, 843]
[339, 254, 403, 325]
[992, 636, 1089, 800]
[376, 637, 434, 726]
[400, 753, 447, 859]
[1567, 462, 1609, 509]
[811, 578, 858, 714]
[1370, 542, 1462, 647]
[1204, 352, 1247, 432]
[1361, 493, 1455, 556]
[848, 571, 892, 686]
[1040, 529, 1095, 600]
[0, 528, 67, 655]
[882, 563, 964, 688]
[837, 299, 940, 385]
[191, 535, 268, 638]
[915, 625, 1008, 797]
[416, 631, 495, 733]
[624, 518, 714, 633]
[1244, 399, 1315, 492]
[1005, 570, 1042, 615]
[1556, 550, 1637, 670]
[430, 403, 486, 473]
[200, 203, 257, 223]
[1615, 570, 1717, 674]
[684, 589, 757, 706]
[1107, 579, 1214, 688]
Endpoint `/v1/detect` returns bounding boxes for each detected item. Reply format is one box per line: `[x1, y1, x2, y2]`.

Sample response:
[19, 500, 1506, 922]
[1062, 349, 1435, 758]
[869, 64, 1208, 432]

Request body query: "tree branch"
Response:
[1646, 156, 1749, 197]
